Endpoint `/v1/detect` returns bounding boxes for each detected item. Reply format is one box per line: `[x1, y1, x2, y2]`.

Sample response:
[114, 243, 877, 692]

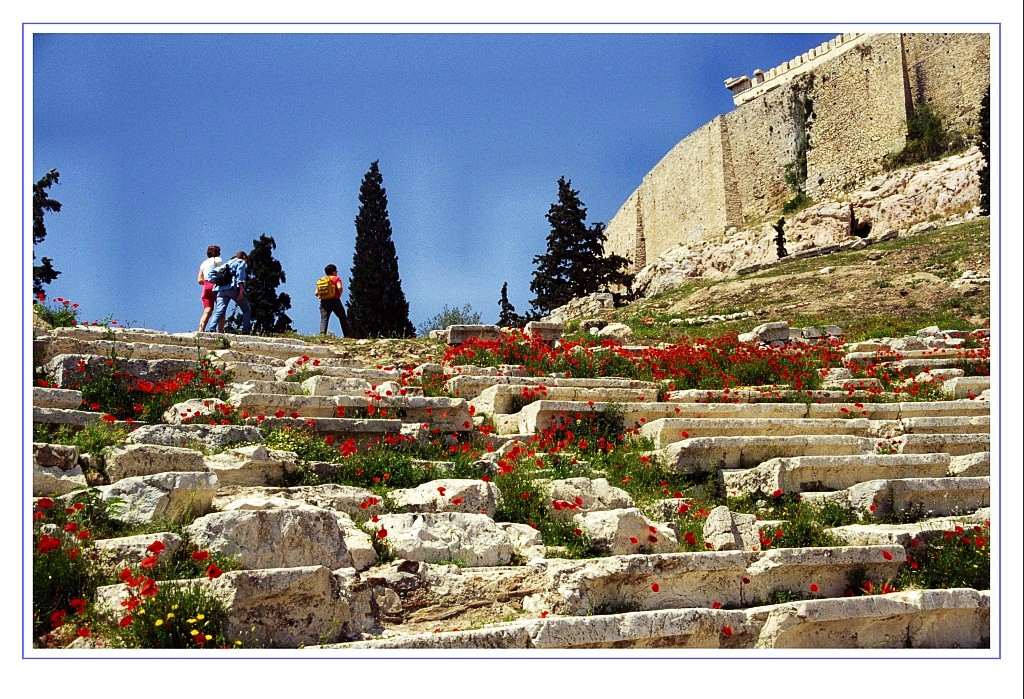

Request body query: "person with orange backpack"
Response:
[315, 264, 350, 336]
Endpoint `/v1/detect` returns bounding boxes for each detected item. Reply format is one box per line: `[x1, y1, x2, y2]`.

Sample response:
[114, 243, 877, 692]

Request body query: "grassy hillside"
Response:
[587, 218, 990, 343]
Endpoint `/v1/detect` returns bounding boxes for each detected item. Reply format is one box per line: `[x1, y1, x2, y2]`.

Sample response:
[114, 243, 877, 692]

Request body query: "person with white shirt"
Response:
[197, 245, 222, 332]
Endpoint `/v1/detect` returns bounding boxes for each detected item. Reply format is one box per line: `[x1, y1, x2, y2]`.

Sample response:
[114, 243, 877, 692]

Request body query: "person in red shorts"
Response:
[317, 264, 351, 336]
[197, 244, 222, 332]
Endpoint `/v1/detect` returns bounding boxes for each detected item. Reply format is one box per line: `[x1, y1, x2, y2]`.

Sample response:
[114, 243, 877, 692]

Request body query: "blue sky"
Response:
[32, 31, 837, 334]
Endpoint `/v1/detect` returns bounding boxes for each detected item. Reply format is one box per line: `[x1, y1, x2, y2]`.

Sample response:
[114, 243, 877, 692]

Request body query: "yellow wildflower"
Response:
[155, 619, 164, 627]
[196, 614, 205, 620]
[190, 629, 199, 636]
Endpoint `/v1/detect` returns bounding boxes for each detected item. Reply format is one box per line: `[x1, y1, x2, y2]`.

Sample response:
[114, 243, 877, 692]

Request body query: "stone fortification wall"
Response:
[605, 32, 990, 273]
[902, 33, 991, 135]
[604, 119, 729, 264]
[721, 74, 802, 220]
[804, 33, 910, 202]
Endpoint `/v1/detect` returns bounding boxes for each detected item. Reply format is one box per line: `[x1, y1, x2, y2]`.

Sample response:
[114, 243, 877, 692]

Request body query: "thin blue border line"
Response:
[21, 21, 27, 662]
[20, 21, 1001, 26]
[995, 21, 1001, 659]
[22, 22, 1001, 661]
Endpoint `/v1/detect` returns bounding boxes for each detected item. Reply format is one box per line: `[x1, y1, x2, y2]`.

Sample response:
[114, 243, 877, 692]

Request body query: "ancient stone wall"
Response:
[604, 119, 728, 264]
[804, 34, 910, 201]
[722, 75, 802, 221]
[902, 33, 991, 135]
[604, 32, 990, 273]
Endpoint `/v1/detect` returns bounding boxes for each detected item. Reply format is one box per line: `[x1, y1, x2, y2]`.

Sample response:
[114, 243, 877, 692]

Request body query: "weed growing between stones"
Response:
[32, 495, 109, 640]
[33, 294, 80, 328]
[281, 355, 325, 383]
[266, 426, 484, 491]
[33, 421, 128, 457]
[728, 491, 860, 549]
[109, 546, 236, 649]
[895, 523, 990, 591]
[490, 460, 596, 558]
[61, 351, 241, 425]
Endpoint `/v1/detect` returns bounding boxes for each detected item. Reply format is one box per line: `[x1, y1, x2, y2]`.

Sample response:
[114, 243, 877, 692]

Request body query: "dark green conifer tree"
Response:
[33, 169, 62, 296]
[497, 281, 524, 327]
[346, 161, 415, 338]
[529, 177, 632, 315]
[245, 234, 293, 335]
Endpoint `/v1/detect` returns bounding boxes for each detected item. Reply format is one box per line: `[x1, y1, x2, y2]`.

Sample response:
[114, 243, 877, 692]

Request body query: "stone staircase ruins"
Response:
[31, 321, 993, 650]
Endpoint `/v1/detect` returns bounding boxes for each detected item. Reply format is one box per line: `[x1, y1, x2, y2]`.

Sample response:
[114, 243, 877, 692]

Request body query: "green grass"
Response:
[34, 421, 128, 458]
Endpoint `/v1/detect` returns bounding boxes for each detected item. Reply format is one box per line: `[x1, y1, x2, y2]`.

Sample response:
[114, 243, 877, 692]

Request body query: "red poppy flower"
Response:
[722, 625, 733, 637]
[63, 522, 78, 533]
[206, 563, 223, 579]
[451, 497, 464, 505]
[572, 528, 583, 536]
[684, 532, 697, 546]
[540, 611, 549, 618]
[810, 584, 819, 592]
[771, 489, 783, 498]
[37, 535, 61, 554]
[629, 537, 639, 544]
[742, 577, 750, 585]
[69, 598, 87, 613]
[376, 528, 388, 539]
[146, 540, 165, 554]
[37, 497, 54, 509]
[191, 550, 210, 561]
[50, 609, 67, 627]
[711, 601, 722, 609]
[882, 550, 894, 560]
[77, 627, 91, 638]
[119, 615, 134, 627]
[651, 583, 660, 593]
[140, 556, 158, 568]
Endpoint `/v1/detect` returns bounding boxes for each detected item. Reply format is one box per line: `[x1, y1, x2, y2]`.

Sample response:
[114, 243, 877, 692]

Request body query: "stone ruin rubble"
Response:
[32, 320, 992, 650]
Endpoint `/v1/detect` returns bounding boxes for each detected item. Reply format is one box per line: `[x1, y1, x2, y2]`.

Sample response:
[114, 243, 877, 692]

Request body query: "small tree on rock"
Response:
[245, 234, 293, 335]
[33, 169, 62, 296]
[347, 161, 415, 338]
[529, 176, 632, 316]
[497, 282, 525, 328]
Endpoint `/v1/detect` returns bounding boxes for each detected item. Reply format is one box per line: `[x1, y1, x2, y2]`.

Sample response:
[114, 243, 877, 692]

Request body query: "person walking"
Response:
[197, 245, 222, 332]
[207, 251, 251, 334]
[316, 264, 350, 336]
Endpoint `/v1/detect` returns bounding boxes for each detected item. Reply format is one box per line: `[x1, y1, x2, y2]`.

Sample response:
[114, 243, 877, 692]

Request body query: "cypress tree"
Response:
[246, 234, 293, 335]
[529, 177, 632, 316]
[33, 169, 62, 296]
[346, 161, 415, 338]
[497, 281, 524, 328]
